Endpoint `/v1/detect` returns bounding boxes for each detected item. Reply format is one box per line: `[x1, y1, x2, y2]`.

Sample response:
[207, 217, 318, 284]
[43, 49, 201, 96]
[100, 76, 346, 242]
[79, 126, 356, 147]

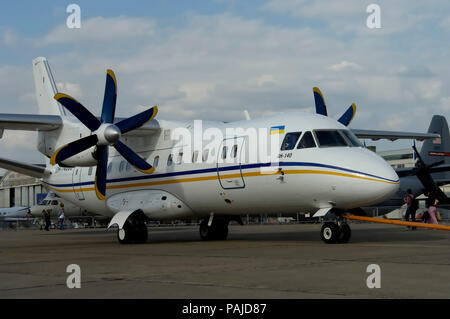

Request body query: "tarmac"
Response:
[0, 223, 449, 299]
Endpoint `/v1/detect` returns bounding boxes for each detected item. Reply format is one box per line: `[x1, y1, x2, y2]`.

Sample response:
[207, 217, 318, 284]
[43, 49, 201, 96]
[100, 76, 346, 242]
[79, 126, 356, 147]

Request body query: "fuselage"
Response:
[43, 112, 399, 219]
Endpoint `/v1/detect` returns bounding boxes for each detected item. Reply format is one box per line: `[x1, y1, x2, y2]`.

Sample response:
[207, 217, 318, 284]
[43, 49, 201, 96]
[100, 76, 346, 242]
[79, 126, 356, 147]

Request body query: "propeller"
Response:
[397, 145, 449, 204]
[313, 87, 356, 126]
[50, 69, 158, 200]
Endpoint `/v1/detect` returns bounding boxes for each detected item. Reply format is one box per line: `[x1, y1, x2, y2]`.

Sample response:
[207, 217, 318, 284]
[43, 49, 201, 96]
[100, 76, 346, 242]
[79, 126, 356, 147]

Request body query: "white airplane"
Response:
[0, 57, 441, 244]
[29, 191, 98, 219]
[0, 206, 31, 222]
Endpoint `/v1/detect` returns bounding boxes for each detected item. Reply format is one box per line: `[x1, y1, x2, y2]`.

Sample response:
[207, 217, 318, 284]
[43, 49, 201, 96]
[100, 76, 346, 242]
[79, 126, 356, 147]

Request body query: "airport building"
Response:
[0, 171, 47, 208]
[377, 148, 415, 168]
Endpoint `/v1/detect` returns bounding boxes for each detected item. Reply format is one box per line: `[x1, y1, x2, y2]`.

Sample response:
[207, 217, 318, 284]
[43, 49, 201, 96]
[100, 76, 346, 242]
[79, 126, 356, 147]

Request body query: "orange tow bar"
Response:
[343, 214, 450, 231]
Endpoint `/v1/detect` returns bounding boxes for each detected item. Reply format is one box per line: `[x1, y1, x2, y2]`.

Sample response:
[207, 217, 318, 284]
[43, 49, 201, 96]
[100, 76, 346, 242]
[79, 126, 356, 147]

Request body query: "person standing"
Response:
[44, 209, 51, 231]
[426, 192, 439, 225]
[57, 203, 65, 230]
[403, 189, 417, 230]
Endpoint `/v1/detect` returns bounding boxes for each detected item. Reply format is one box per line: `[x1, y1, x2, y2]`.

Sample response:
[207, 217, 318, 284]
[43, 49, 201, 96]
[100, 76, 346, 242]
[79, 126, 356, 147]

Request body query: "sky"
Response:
[0, 0, 449, 163]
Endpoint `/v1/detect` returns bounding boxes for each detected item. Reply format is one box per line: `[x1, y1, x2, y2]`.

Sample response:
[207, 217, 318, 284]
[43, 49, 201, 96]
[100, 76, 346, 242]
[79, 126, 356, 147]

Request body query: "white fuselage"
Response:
[42, 112, 399, 219]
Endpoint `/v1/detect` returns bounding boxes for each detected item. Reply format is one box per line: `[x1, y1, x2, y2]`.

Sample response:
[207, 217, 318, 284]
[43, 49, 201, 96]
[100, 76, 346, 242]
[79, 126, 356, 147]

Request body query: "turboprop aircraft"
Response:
[0, 57, 444, 244]
[0, 206, 31, 222]
[29, 191, 99, 219]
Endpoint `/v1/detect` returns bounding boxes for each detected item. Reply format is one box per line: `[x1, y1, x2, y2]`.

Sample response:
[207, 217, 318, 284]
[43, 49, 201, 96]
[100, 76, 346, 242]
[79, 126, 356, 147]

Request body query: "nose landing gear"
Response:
[320, 218, 351, 244]
[199, 218, 229, 241]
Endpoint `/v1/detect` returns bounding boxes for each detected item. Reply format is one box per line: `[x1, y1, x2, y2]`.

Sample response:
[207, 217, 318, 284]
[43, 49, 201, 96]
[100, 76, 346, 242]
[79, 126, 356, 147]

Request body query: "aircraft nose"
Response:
[362, 150, 399, 203]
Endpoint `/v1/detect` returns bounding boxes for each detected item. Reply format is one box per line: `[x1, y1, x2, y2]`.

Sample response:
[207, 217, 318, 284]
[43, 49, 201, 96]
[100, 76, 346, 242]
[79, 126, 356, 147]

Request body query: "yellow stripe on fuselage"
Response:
[45, 169, 399, 194]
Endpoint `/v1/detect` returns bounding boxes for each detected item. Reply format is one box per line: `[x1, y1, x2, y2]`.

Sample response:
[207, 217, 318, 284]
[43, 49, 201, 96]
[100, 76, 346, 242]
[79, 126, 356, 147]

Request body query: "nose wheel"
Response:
[199, 219, 229, 241]
[320, 221, 351, 244]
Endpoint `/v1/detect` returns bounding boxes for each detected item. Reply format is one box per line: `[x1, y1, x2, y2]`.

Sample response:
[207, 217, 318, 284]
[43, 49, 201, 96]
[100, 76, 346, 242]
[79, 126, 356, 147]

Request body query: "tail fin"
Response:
[420, 115, 450, 180]
[32, 57, 66, 116]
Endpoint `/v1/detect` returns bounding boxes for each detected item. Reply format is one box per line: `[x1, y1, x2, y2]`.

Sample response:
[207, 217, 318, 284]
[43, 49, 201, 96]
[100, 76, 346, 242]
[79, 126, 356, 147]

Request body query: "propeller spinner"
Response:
[50, 69, 158, 200]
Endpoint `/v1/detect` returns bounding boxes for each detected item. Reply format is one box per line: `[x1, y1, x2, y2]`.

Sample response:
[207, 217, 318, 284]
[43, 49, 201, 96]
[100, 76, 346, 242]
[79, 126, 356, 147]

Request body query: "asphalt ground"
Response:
[0, 223, 449, 298]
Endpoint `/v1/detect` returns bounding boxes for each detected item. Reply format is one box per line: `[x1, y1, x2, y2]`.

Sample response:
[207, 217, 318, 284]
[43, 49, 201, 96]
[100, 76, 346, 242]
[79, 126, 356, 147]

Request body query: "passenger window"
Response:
[177, 151, 183, 164]
[88, 167, 93, 176]
[167, 154, 173, 166]
[221, 146, 228, 159]
[107, 162, 113, 173]
[153, 156, 159, 167]
[281, 132, 302, 150]
[126, 162, 131, 171]
[314, 130, 349, 147]
[202, 149, 209, 162]
[231, 145, 238, 158]
[297, 131, 316, 149]
[192, 151, 199, 163]
[119, 161, 126, 172]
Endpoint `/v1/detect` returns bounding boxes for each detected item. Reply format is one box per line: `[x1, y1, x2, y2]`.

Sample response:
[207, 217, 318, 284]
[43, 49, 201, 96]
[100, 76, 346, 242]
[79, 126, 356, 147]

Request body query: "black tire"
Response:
[199, 220, 213, 240]
[320, 222, 340, 244]
[199, 219, 229, 241]
[338, 223, 351, 243]
[117, 222, 132, 244]
[117, 221, 148, 244]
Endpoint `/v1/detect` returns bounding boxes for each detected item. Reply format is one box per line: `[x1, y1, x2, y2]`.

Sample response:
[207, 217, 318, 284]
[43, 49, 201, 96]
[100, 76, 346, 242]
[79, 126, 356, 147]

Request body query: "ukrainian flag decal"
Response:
[270, 125, 285, 135]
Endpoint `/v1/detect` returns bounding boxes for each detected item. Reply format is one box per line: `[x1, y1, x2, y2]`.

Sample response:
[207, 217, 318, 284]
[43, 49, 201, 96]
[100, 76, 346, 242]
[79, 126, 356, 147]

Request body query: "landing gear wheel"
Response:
[117, 221, 148, 244]
[338, 223, 351, 243]
[199, 219, 229, 241]
[320, 222, 340, 244]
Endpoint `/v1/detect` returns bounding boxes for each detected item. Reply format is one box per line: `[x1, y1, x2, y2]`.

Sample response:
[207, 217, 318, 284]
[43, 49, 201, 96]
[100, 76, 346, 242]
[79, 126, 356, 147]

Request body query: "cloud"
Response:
[1, 6, 450, 159]
[38, 16, 156, 47]
[329, 61, 362, 72]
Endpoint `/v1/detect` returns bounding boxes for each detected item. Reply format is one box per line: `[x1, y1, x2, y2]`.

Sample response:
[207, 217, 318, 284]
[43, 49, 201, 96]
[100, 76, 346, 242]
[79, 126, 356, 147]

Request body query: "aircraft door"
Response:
[217, 136, 245, 189]
[72, 168, 85, 200]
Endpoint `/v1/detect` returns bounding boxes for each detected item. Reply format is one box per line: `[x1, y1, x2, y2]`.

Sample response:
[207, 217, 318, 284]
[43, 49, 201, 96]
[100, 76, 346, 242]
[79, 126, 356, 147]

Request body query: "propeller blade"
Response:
[54, 93, 101, 131]
[94, 145, 108, 200]
[113, 140, 154, 174]
[101, 69, 117, 124]
[338, 103, 356, 126]
[115, 106, 158, 135]
[428, 160, 445, 169]
[50, 135, 99, 166]
[412, 145, 425, 165]
[313, 87, 327, 116]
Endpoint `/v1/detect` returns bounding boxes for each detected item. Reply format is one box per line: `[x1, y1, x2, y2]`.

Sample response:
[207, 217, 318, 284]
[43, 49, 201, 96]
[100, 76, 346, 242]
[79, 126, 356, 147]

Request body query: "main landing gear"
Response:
[117, 214, 148, 244]
[320, 218, 351, 244]
[199, 218, 229, 241]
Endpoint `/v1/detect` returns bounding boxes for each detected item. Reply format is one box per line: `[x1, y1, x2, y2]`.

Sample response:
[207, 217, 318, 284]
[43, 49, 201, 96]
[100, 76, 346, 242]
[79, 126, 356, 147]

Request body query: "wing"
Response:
[0, 113, 62, 131]
[351, 129, 440, 141]
[0, 157, 50, 178]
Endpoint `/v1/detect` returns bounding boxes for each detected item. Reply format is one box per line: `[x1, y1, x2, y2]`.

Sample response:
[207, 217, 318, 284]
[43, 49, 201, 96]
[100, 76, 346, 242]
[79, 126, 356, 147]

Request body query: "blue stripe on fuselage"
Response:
[46, 161, 400, 188]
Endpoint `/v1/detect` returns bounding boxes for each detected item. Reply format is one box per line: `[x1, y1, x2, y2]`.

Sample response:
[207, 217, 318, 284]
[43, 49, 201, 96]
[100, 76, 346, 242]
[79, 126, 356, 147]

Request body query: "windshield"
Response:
[341, 130, 363, 147]
[314, 130, 349, 147]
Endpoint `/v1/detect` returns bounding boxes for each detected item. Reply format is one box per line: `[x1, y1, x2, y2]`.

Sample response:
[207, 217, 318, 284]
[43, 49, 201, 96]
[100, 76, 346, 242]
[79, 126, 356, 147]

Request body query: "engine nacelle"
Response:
[59, 147, 98, 167]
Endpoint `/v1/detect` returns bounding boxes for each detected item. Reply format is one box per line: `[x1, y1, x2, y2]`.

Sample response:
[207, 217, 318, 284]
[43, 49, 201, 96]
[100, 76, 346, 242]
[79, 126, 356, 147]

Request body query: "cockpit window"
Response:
[297, 131, 316, 149]
[341, 130, 363, 147]
[314, 130, 349, 147]
[280, 132, 302, 150]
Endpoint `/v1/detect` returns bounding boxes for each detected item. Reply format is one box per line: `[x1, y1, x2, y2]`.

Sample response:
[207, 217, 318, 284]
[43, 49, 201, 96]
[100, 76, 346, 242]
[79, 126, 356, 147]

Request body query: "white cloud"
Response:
[329, 61, 362, 72]
[56, 82, 83, 98]
[38, 16, 156, 46]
